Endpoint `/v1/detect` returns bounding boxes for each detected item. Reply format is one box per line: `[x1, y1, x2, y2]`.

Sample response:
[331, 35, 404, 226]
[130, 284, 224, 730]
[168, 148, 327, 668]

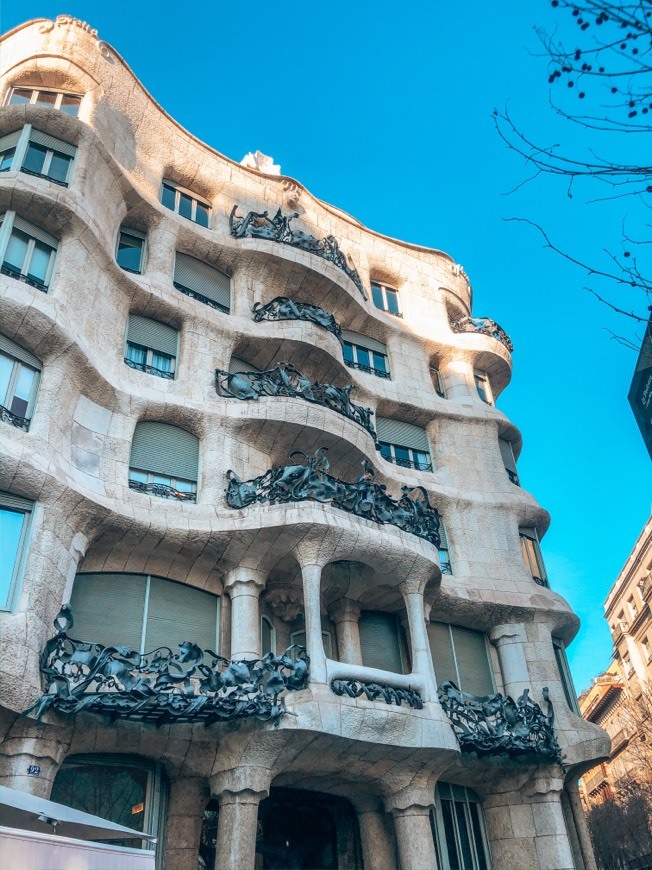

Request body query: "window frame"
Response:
[0, 493, 34, 612]
[519, 527, 549, 587]
[290, 628, 333, 659]
[160, 180, 211, 227]
[473, 369, 493, 405]
[379, 441, 433, 472]
[0, 125, 77, 187]
[431, 622, 496, 695]
[128, 468, 197, 501]
[0, 211, 58, 291]
[439, 518, 453, 575]
[432, 783, 492, 870]
[6, 87, 83, 116]
[261, 614, 276, 656]
[430, 366, 446, 398]
[0, 348, 40, 429]
[116, 226, 146, 274]
[552, 638, 581, 714]
[124, 341, 176, 380]
[371, 281, 402, 318]
[342, 340, 391, 379]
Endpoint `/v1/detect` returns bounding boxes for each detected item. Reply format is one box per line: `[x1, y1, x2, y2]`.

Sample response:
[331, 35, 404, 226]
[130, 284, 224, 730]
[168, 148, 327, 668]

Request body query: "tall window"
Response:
[129, 421, 199, 501]
[427, 622, 494, 696]
[125, 315, 178, 379]
[341, 330, 390, 379]
[439, 519, 452, 575]
[474, 369, 493, 405]
[376, 417, 432, 471]
[0, 335, 41, 430]
[19, 128, 76, 185]
[116, 226, 146, 274]
[371, 281, 402, 317]
[431, 366, 446, 398]
[7, 87, 82, 116]
[174, 253, 230, 313]
[0, 212, 58, 291]
[359, 611, 406, 674]
[432, 783, 491, 870]
[161, 181, 210, 227]
[0, 492, 33, 611]
[553, 639, 580, 714]
[261, 615, 276, 656]
[498, 437, 519, 485]
[519, 527, 548, 587]
[290, 629, 333, 659]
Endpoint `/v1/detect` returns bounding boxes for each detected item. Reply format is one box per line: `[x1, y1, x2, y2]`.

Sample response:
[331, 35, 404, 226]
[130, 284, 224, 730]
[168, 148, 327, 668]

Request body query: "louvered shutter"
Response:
[0, 130, 22, 151]
[499, 438, 517, 475]
[174, 253, 230, 311]
[428, 622, 458, 687]
[0, 491, 33, 511]
[376, 418, 430, 451]
[229, 356, 260, 374]
[0, 334, 41, 369]
[127, 315, 178, 357]
[130, 422, 199, 481]
[11, 215, 58, 249]
[341, 330, 387, 355]
[451, 627, 494, 696]
[359, 611, 403, 673]
[143, 577, 218, 653]
[70, 573, 147, 651]
[120, 226, 146, 240]
[439, 519, 449, 550]
[29, 129, 76, 157]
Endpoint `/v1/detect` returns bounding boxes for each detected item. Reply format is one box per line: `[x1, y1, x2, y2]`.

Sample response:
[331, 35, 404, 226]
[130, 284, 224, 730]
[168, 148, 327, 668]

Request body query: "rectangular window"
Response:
[161, 181, 210, 227]
[290, 629, 332, 659]
[0, 129, 21, 172]
[22, 129, 76, 186]
[7, 88, 82, 116]
[499, 437, 519, 485]
[371, 281, 402, 317]
[474, 369, 493, 405]
[379, 442, 432, 471]
[0, 492, 33, 611]
[427, 622, 495, 696]
[128, 468, 197, 501]
[1, 213, 58, 291]
[358, 611, 405, 674]
[341, 338, 390, 379]
[125, 315, 178, 379]
[116, 227, 146, 274]
[553, 639, 580, 714]
[173, 252, 230, 313]
[430, 367, 446, 398]
[0, 335, 41, 430]
[519, 527, 548, 587]
[433, 784, 490, 870]
[376, 418, 432, 471]
[439, 518, 452, 575]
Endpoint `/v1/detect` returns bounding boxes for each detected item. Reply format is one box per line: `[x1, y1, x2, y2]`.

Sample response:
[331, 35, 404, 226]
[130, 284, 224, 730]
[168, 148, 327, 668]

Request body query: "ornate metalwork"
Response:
[252, 296, 343, 344]
[344, 358, 391, 380]
[21, 167, 68, 188]
[124, 358, 174, 380]
[226, 448, 441, 547]
[438, 680, 563, 763]
[215, 363, 377, 443]
[25, 606, 309, 727]
[128, 480, 197, 502]
[230, 206, 367, 300]
[173, 282, 229, 313]
[1, 263, 48, 292]
[0, 404, 30, 431]
[331, 679, 423, 709]
[449, 316, 514, 352]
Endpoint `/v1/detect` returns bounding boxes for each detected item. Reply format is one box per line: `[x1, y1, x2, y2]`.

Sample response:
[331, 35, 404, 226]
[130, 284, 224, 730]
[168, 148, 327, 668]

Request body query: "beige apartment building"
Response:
[0, 15, 608, 870]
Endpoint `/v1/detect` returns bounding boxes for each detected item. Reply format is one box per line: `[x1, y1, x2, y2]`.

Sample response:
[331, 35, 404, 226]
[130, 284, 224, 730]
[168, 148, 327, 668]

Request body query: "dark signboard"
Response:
[628, 313, 652, 461]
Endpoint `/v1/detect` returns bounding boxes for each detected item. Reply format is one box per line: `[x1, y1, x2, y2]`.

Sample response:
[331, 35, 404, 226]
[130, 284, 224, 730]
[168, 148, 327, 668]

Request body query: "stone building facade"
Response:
[0, 16, 608, 870]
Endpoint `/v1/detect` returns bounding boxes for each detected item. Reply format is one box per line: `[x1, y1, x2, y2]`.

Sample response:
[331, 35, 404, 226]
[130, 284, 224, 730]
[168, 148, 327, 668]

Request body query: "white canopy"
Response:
[0, 786, 156, 842]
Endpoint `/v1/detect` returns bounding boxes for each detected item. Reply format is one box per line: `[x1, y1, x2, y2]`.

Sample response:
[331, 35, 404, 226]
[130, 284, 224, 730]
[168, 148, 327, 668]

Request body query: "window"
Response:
[431, 366, 446, 398]
[116, 226, 146, 274]
[0, 492, 33, 611]
[432, 783, 491, 870]
[261, 615, 276, 656]
[371, 281, 402, 317]
[129, 421, 199, 501]
[552, 639, 580, 713]
[173, 253, 230, 313]
[519, 527, 548, 587]
[498, 437, 519, 485]
[376, 417, 432, 471]
[0, 129, 20, 172]
[627, 595, 638, 619]
[161, 181, 210, 227]
[642, 636, 651, 662]
[439, 518, 452, 575]
[427, 622, 495, 696]
[290, 629, 333, 658]
[341, 330, 390, 379]
[70, 572, 219, 654]
[0, 212, 58, 290]
[7, 87, 82, 116]
[0, 335, 41, 430]
[21, 129, 76, 185]
[474, 369, 493, 405]
[358, 611, 405, 674]
[622, 652, 634, 678]
[125, 315, 178, 379]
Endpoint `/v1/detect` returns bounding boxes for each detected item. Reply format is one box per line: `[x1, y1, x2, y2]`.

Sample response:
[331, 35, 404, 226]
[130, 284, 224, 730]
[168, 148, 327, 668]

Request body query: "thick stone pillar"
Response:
[224, 567, 266, 660]
[329, 598, 362, 665]
[564, 779, 598, 870]
[356, 799, 397, 870]
[0, 720, 72, 798]
[210, 769, 271, 870]
[439, 360, 474, 403]
[385, 789, 438, 870]
[490, 623, 530, 697]
[163, 776, 209, 870]
[400, 578, 438, 702]
[299, 562, 327, 683]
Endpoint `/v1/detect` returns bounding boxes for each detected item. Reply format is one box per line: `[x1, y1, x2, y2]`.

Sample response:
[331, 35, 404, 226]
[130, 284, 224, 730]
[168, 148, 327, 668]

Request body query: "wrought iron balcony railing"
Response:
[1, 404, 30, 431]
[438, 680, 563, 764]
[125, 358, 175, 379]
[449, 316, 514, 352]
[384, 455, 433, 472]
[344, 359, 391, 379]
[226, 448, 441, 547]
[128, 480, 197, 502]
[230, 205, 367, 300]
[215, 362, 378, 444]
[506, 468, 520, 485]
[1, 262, 48, 292]
[21, 166, 68, 187]
[173, 281, 229, 313]
[25, 606, 309, 726]
[331, 678, 423, 709]
[252, 296, 343, 344]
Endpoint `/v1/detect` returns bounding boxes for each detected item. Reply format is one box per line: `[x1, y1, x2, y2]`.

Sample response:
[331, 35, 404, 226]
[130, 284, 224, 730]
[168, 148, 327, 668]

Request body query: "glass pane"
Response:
[151, 473, 172, 486]
[469, 803, 488, 870]
[173, 479, 194, 493]
[386, 289, 400, 315]
[59, 94, 81, 116]
[379, 443, 392, 462]
[4, 230, 29, 271]
[356, 347, 370, 368]
[47, 152, 72, 183]
[34, 91, 57, 108]
[394, 445, 411, 463]
[441, 799, 461, 870]
[455, 801, 474, 870]
[129, 468, 148, 483]
[23, 143, 47, 175]
[27, 241, 53, 284]
[117, 233, 143, 272]
[414, 450, 430, 470]
[9, 88, 32, 105]
[195, 202, 209, 227]
[372, 352, 387, 373]
[161, 184, 176, 210]
[151, 351, 172, 373]
[0, 355, 14, 403]
[11, 365, 36, 414]
[262, 618, 273, 655]
[0, 148, 16, 171]
[178, 192, 193, 220]
[475, 376, 489, 403]
[342, 342, 354, 364]
[0, 507, 26, 608]
[371, 283, 384, 310]
[125, 343, 147, 367]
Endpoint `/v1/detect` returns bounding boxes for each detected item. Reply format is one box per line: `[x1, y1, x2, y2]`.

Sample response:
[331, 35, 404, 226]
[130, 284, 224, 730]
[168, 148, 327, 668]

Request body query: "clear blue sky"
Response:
[4, 1, 651, 692]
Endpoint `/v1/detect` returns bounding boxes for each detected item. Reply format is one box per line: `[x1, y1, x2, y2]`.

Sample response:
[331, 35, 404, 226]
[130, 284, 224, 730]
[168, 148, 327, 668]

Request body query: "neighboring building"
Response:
[0, 16, 608, 870]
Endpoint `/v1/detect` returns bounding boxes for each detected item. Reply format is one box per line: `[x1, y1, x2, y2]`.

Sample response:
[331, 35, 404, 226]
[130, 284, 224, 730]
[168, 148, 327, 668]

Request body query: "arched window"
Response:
[432, 783, 490, 870]
[129, 421, 199, 501]
[173, 253, 230, 313]
[427, 622, 494, 696]
[358, 611, 405, 674]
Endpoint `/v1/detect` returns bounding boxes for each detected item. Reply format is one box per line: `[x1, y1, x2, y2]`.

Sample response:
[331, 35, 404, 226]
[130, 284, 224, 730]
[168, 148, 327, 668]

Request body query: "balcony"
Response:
[124, 358, 174, 380]
[449, 316, 514, 351]
[582, 766, 609, 796]
[1, 262, 48, 292]
[0, 404, 30, 431]
[344, 359, 391, 379]
[128, 480, 197, 502]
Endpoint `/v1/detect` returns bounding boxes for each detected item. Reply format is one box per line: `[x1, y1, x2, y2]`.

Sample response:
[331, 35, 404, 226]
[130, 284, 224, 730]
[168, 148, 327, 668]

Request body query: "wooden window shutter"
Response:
[359, 611, 403, 673]
[130, 421, 199, 481]
[144, 577, 218, 653]
[174, 253, 230, 311]
[127, 315, 178, 357]
[70, 573, 147, 651]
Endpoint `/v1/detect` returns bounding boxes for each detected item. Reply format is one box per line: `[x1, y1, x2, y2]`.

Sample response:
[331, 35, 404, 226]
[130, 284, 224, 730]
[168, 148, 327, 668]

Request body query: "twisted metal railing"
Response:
[449, 316, 514, 352]
[252, 296, 343, 344]
[25, 607, 309, 727]
[226, 448, 441, 547]
[1, 404, 30, 431]
[128, 480, 197, 502]
[331, 679, 423, 709]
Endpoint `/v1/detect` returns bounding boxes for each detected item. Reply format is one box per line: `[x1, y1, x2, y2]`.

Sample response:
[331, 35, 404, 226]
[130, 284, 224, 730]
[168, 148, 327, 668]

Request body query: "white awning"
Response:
[0, 786, 156, 842]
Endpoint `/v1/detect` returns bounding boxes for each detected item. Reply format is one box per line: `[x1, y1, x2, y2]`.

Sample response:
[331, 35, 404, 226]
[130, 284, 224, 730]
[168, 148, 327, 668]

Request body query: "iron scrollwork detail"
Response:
[230, 206, 367, 300]
[215, 363, 377, 443]
[25, 607, 309, 727]
[331, 679, 423, 709]
[252, 296, 343, 344]
[438, 680, 563, 764]
[226, 448, 441, 547]
[1, 404, 30, 431]
[449, 316, 514, 352]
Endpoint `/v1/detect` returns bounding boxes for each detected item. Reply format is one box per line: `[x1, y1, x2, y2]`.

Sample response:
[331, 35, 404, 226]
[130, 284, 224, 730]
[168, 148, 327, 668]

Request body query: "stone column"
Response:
[163, 776, 209, 870]
[299, 562, 327, 683]
[0, 720, 72, 798]
[355, 798, 397, 870]
[210, 769, 271, 870]
[400, 578, 438, 702]
[385, 789, 438, 870]
[329, 598, 362, 665]
[440, 359, 474, 404]
[490, 624, 530, 698]
[224, 567, 266, 660]
[564, 779, 598, 870]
